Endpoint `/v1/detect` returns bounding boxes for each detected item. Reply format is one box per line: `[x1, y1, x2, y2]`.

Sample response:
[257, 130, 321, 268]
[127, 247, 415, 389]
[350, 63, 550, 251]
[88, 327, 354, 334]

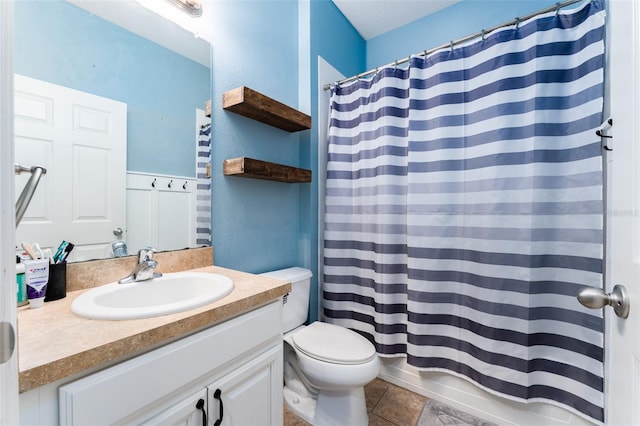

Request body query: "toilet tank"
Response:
[260, 267, 312, 332]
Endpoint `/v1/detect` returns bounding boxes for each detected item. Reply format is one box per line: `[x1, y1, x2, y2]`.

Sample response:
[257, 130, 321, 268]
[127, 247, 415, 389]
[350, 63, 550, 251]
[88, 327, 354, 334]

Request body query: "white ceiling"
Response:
[332, 0, 462, 40]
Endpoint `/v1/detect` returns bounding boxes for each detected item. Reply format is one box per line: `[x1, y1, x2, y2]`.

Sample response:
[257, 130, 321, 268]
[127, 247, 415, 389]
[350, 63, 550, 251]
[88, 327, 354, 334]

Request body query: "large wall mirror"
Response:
[14, 0, 212, 262]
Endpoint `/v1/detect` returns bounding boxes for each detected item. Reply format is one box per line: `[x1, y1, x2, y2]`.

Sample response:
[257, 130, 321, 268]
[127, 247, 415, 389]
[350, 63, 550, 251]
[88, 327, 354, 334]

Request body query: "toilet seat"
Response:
[291, 322, 376, 365]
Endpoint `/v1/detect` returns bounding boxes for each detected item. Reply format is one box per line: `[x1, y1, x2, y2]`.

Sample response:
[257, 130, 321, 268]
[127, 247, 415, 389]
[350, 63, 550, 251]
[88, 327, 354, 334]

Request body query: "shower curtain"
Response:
[196, 123, 212, 246]
[323, 1, 606, 422]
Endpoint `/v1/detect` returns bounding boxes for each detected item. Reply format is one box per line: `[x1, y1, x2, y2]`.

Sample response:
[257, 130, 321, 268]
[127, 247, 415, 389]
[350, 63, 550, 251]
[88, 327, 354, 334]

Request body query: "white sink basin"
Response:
[71, 272, 234, 320]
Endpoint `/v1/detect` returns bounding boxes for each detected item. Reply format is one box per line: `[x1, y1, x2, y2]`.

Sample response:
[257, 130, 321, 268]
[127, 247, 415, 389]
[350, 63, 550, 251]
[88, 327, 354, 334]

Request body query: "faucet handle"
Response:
[138, 247, 157, 262]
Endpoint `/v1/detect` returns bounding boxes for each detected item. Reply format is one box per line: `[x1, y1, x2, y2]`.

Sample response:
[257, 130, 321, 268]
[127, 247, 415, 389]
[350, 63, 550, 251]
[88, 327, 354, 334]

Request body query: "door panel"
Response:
[14, 74, 126, 262]
[606, 1, 640, 424]
[0, 0, 19, 424]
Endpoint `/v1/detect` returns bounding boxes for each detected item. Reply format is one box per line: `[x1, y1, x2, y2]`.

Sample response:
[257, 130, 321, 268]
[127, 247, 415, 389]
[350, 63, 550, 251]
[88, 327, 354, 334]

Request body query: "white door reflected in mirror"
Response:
[14, 75, 127, 262]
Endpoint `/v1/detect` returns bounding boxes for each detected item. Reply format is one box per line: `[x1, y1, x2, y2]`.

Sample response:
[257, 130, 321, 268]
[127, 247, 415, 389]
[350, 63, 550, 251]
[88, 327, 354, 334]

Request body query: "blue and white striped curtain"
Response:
[196, 123, 212, 246]
[324, 1, 606, 422]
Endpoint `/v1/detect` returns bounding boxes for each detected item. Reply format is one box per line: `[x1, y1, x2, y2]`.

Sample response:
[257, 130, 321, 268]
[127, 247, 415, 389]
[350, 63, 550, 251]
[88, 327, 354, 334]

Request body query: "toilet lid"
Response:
[291, 322, 376, 364]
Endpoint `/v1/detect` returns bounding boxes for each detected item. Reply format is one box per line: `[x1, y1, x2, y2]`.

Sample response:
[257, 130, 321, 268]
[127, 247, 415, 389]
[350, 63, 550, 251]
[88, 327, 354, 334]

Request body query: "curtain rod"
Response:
[323, 0, 586, 91]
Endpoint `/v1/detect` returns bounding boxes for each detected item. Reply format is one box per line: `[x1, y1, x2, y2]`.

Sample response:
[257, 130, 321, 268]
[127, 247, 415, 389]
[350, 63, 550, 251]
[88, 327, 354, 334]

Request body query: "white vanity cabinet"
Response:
[205, 344, 282, 425]
[139, 390, 207, 425]
[133, 344, 282, 426]
[45, 301, 284, 425]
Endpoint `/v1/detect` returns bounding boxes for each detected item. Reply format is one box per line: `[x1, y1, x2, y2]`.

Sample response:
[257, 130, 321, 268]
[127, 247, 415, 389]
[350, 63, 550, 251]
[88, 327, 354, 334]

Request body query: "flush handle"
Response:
[577, 285, 630, 319]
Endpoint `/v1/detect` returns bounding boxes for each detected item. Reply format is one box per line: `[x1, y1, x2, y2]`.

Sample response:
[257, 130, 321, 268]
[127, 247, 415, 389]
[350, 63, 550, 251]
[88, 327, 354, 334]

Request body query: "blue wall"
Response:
[207, 0, 365, 325]
[209, 1, 302, 274]
[304, 0, 366, 321]
[311, 1, 366, 79]
[14, 1, 210, 178]
[367, 0, 564, 69]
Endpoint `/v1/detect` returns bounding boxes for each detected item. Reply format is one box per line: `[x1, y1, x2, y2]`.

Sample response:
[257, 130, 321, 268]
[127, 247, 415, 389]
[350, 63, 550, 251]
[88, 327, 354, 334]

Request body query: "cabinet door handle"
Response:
[195, 398, 207, 426]
[213, 388, 224, 426]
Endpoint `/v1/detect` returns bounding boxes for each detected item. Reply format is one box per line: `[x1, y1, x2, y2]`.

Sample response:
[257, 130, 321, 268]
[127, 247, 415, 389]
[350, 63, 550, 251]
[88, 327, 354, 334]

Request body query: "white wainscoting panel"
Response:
[126, 172, 197, 254]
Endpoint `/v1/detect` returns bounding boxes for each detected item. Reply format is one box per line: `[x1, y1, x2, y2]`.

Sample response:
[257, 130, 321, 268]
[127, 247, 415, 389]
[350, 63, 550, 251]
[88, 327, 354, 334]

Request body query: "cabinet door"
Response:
[139, 389, 207, 426]
[207, 345, 283, 426]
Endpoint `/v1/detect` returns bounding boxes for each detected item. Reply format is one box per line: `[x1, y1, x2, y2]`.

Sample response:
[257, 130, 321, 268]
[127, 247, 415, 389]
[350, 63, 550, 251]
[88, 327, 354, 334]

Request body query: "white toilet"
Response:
[260, 267, 379, 426]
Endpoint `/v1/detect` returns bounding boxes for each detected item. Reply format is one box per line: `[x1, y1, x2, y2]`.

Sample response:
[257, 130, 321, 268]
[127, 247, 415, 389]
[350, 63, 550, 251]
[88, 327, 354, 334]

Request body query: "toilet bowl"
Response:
[260, 268, 380, 426]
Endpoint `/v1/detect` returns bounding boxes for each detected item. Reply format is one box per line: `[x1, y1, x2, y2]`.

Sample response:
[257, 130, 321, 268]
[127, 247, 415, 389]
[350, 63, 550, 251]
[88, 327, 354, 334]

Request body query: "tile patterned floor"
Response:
[284, 378, 428, 426]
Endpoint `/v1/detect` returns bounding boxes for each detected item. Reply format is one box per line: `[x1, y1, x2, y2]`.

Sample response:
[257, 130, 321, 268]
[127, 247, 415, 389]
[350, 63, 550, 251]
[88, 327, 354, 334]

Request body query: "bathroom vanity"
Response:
[17, 261, 290, 425]
[59, 302, 282, 425]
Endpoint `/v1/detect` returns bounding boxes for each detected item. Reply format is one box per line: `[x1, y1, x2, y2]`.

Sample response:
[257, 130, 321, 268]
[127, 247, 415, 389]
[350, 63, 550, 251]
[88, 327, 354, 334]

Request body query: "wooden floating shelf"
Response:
[223, 157, 311, 183]
[222, 86, 311, 132]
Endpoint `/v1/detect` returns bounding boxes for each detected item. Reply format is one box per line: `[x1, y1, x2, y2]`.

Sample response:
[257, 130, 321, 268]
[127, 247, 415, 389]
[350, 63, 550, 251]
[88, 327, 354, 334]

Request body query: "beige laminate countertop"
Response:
[17, 265, 290, 393]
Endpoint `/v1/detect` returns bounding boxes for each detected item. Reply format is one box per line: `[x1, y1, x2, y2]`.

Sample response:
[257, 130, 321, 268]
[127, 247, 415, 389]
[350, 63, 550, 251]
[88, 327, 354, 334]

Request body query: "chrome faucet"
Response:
[118, 247, 163, 284]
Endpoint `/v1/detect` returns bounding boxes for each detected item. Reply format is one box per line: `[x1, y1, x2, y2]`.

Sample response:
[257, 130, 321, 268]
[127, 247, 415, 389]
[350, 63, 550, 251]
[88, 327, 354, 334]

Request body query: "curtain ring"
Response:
[515, 17, 520, 29]
[555, 2, 561, 16]
[450, 40, 454, 52]
[481, 29, 486, 40]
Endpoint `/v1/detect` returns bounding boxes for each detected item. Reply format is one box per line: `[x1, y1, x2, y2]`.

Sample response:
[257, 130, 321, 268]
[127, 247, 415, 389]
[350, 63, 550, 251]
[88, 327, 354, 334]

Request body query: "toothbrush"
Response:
[43, 248, 54, 264]
[33, 243, 44, 259]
